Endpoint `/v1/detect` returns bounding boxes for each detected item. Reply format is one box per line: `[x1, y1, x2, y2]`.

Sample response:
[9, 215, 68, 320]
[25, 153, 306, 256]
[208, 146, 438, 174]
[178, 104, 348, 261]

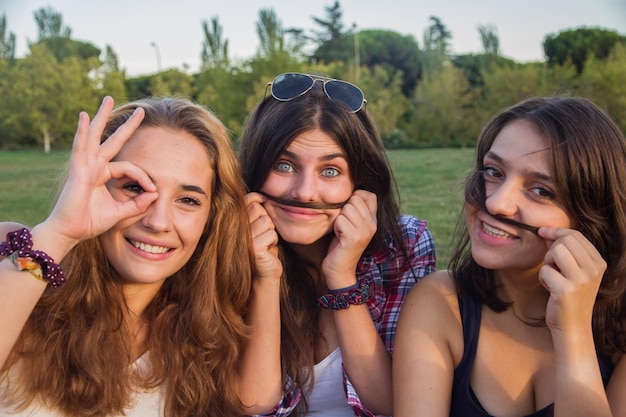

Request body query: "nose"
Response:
[484, 180, 520, 218]
[289, 170, 320, 202]
[141, 197, 173, 232]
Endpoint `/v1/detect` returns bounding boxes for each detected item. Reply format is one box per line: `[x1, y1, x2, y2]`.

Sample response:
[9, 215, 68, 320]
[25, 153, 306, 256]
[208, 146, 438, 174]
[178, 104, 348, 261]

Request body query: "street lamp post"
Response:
[150, 42, 161, 73]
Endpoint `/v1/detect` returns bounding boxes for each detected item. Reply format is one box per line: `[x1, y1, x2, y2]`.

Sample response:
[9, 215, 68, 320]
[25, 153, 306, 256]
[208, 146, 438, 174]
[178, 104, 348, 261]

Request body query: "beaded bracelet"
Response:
[0, 228, 66, 288]
[318, 279, 373, 310]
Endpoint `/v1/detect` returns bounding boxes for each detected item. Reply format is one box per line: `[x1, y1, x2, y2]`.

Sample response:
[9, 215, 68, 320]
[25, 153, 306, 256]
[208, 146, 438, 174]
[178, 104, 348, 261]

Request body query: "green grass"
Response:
[388, 148, 474, 269]
[0, 148, 475, 269]
[0, 151, 68, 225]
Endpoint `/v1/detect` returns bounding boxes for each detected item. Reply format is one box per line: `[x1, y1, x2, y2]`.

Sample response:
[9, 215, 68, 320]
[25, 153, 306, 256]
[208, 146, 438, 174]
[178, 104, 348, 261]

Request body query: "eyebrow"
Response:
[181, 184, 209, 196]
[147, 174, 209, 197]
[281, 149, 347, 162]
[484, 150, 553, 182]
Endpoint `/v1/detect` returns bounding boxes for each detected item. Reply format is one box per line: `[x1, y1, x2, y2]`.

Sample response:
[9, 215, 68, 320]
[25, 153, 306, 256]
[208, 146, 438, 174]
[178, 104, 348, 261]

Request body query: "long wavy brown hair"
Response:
[239, 86, 406, 415]
[1, 98, 254, 416]
[450, 96, 626, 355]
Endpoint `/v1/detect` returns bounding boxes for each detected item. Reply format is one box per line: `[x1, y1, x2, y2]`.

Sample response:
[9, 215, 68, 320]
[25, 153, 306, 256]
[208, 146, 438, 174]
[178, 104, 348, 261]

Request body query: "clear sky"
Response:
[3, 0, 626, 77]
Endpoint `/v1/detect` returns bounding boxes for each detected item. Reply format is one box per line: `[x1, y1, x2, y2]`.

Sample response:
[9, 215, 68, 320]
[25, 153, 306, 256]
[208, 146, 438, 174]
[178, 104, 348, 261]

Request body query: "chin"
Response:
[278, 229, 332, 247]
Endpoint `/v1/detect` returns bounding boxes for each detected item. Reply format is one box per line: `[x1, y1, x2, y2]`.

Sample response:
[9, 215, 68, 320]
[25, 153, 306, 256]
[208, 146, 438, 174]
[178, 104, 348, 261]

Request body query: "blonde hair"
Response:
[1, 98, 254, 416]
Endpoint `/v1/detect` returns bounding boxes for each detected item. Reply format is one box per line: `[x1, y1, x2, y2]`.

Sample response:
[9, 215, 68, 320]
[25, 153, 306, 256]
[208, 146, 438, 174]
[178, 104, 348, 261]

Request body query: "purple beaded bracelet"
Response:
[0, 228, 66, 288]
[318, 280, 373, 310]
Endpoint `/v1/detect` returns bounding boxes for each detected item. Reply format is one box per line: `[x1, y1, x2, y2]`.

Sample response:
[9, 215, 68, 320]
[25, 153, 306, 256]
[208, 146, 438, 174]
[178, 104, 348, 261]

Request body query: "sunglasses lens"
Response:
[271, 73, 314, 101]
[325, 80, 364, 112]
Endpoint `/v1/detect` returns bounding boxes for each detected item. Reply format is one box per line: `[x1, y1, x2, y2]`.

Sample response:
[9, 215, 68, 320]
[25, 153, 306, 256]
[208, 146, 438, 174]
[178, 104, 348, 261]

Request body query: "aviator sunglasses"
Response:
[267, 72, 366, 113]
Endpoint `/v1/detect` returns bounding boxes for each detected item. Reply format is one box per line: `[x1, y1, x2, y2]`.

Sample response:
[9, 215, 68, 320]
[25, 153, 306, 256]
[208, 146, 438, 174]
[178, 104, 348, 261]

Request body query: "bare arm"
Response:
[0, 97, 156, 369]
[393, 271, 460, 417]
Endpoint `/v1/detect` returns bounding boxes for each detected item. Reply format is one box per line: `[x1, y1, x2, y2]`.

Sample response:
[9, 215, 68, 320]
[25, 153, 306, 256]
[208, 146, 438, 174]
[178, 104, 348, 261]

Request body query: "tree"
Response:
[357, 65, 409, 138]
[478, 24, 500, 56]
[102, 45, 120, 73]
[0, 58, 20, 148]
[196, 67, 256, 141]
[201, 16, 229, 69]
[311, 1, 351, 63]
[256, 9, 285, 57]
[31, 7, 100, 63]
[149, 69, 194, 97]
[477, 62, 574, 124]
[356, 29, 421, 97]
[422, 16, 452, 75]
[452, 23, 514, 91]
[34, 6, 71, 40]
[9, 44, 97, 152]
[409, 65, 476, 147]
[97, 45, 127, 101]
[544, 27, 626, 73]
[0, 13, 16, 61]
[578, 43, 626, 133]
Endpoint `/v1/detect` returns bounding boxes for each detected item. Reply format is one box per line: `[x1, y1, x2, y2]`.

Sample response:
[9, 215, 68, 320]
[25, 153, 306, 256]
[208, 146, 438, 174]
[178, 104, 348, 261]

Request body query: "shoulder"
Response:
[396, 270, 464, 366]
[401, 271, 461, 333]
[404, 270, 458, 310]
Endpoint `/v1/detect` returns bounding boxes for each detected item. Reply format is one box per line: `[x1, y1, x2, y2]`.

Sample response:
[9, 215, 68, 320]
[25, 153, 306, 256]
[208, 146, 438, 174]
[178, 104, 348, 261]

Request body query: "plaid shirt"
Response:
[255, 215, 436, 417]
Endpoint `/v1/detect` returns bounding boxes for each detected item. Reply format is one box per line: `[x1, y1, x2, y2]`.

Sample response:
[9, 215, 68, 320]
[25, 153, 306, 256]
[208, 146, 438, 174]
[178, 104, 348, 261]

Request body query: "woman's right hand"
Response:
[245, 192, 282, 281]
[38, 97, 158, 257]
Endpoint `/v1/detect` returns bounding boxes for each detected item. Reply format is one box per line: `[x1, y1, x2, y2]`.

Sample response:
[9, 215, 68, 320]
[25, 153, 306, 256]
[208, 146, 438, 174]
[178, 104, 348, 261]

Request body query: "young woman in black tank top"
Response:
[394, 97, 626, 417]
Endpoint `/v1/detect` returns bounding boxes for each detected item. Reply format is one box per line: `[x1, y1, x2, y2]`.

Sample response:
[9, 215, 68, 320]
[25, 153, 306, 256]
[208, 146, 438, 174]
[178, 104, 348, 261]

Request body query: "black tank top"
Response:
[449, 294, 614, 417]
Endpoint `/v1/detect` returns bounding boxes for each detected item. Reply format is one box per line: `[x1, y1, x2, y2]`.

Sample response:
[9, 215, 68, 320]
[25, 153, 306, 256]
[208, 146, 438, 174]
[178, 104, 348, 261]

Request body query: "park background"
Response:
[1, 1, 625, 267]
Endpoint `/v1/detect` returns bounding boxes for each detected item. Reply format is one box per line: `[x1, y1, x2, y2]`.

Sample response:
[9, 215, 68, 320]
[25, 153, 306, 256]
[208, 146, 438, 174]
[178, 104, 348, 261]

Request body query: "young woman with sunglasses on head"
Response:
[237, 73, 437, 416]
[0, 97, 254, 416]
[393, 96, 626, 417]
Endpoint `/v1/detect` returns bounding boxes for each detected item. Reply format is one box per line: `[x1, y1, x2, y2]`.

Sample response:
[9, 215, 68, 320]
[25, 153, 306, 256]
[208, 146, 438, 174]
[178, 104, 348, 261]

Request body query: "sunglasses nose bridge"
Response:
[310, 77, 326, 90]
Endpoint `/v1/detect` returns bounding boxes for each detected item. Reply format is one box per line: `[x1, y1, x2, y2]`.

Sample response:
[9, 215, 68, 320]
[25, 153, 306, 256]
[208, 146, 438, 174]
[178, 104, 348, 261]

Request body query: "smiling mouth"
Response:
[489, 215, 540, 236]
[259, 191, 349, 210]
[129, 239, 171, 254]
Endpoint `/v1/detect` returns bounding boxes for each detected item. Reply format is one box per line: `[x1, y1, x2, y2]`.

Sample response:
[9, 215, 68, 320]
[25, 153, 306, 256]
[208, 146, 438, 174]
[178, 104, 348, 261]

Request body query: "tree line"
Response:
[1, 2, 625, 152]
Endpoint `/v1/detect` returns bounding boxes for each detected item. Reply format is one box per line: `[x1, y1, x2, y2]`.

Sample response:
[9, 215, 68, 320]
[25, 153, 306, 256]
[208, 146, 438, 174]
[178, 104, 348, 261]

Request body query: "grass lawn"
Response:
[388, 148, 474, 269]
[0, 147, 475, 269]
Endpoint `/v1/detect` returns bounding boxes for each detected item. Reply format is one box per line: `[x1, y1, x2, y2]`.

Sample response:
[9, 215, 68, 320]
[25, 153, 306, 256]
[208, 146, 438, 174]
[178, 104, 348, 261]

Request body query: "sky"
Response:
[3, 0, 626, 77]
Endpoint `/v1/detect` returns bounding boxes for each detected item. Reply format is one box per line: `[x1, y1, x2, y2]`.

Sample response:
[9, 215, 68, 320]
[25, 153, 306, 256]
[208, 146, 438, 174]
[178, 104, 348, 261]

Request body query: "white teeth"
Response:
[132, 241, 170, 254]
[482, 222, 515, 238]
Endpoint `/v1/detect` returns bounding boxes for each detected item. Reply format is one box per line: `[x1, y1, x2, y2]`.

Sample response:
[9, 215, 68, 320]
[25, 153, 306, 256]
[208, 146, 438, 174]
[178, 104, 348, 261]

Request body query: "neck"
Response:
[494, 268, 549, 318]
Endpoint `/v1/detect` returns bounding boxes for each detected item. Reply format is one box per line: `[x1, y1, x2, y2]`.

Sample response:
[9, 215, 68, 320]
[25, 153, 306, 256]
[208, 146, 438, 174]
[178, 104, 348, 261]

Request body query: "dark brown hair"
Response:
[450, 96, 626, 354]
[239, 87, 405, 415]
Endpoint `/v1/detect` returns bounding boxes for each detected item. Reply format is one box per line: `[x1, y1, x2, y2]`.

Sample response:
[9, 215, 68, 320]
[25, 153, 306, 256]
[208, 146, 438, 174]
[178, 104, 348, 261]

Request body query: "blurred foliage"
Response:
[1, 5, 625, 151]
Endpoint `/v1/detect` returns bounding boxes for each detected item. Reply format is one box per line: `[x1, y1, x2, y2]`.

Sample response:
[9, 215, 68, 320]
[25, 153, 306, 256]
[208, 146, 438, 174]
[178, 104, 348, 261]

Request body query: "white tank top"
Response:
[0, 354, 165, 416]
[307, 347, 354, 416]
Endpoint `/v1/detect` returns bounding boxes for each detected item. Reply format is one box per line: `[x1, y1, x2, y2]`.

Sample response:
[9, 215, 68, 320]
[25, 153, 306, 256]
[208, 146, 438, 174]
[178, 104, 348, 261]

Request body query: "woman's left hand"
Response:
[538, 227, 606, 336]
[322, 189, 377, 289]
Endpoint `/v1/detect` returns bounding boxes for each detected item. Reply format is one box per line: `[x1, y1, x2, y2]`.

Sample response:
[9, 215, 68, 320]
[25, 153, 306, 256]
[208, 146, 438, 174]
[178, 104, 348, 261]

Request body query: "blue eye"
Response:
[275, 161, 294, 173]
[322, 167, 340, 177]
